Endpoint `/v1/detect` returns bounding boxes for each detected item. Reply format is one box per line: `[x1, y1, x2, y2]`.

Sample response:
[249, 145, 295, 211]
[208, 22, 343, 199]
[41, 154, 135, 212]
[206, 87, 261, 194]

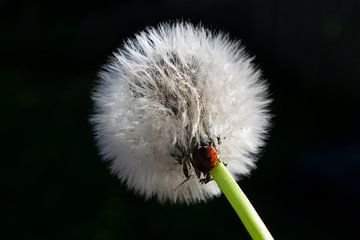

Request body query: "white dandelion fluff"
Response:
[91, 22, 271, 204]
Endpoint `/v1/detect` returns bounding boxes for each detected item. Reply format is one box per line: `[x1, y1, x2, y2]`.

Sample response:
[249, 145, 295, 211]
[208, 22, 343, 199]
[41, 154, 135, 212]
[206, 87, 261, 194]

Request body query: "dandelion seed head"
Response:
[91, 22, 271, 204]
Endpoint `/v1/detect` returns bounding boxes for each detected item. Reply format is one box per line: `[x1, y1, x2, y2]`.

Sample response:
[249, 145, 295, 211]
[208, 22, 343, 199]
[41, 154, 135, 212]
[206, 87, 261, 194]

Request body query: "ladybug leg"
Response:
[216, 136, 221, 145]
[199, 173, 214, 184]
[182, 158, 191, 178]
[219, 159, 227, 166]
[194, 168, 201, 179]
[174, 174, 191, 191]
[175, 158, 192, 191]
[207, 174, 214, 183]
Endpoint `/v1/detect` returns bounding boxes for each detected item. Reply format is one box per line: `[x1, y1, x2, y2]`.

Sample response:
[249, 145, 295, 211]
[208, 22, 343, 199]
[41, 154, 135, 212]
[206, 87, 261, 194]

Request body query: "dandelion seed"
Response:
[91, 22, 271, 204]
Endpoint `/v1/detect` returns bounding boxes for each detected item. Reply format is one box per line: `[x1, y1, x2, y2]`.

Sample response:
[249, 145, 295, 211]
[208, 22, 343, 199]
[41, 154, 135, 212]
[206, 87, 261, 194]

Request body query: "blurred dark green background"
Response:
[2, 0, 359, 239]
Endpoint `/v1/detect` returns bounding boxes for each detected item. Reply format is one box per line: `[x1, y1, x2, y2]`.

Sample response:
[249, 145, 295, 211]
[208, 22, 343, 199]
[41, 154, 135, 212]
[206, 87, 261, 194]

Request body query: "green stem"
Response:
[210, 161, 274, 240]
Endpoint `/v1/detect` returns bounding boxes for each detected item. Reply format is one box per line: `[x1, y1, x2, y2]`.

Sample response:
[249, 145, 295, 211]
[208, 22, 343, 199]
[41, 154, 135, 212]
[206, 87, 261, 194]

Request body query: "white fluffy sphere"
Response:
[91, 22, 271, 204]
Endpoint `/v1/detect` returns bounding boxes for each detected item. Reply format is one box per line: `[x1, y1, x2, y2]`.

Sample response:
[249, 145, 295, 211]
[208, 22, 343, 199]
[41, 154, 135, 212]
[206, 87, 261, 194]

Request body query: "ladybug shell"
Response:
[192, 145, 218, 173]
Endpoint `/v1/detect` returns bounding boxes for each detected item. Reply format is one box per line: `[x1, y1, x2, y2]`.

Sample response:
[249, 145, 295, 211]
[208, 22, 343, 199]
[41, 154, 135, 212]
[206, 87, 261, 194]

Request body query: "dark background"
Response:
[2, 0, 359, 239]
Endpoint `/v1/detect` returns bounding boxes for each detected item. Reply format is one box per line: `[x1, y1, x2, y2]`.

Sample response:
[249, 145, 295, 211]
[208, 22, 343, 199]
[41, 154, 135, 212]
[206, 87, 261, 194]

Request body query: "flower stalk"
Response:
[210, 161, 274, 240]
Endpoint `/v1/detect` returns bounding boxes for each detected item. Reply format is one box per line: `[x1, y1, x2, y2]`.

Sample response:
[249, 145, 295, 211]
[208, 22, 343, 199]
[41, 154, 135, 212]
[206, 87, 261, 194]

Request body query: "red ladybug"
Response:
[171, 138, 220, 185]
[189, 144, 219, 184]
[192, 145, 218, 173]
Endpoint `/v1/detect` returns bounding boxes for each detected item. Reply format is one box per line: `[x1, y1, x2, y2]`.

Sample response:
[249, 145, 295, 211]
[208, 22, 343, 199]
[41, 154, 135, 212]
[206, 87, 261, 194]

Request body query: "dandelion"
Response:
[91, 22, 273, 239]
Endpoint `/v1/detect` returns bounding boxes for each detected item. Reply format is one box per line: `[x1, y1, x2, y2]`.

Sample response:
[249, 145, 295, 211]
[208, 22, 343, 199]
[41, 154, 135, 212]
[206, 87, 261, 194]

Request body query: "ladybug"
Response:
[191, 143, 219, 183]
[192, 144, 218, 173]
[171, 138, 221, 186]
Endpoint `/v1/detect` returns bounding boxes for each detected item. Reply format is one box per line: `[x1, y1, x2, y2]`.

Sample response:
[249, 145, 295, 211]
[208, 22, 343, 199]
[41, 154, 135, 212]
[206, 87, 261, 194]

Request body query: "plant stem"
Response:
[210, 161, 274, 240]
